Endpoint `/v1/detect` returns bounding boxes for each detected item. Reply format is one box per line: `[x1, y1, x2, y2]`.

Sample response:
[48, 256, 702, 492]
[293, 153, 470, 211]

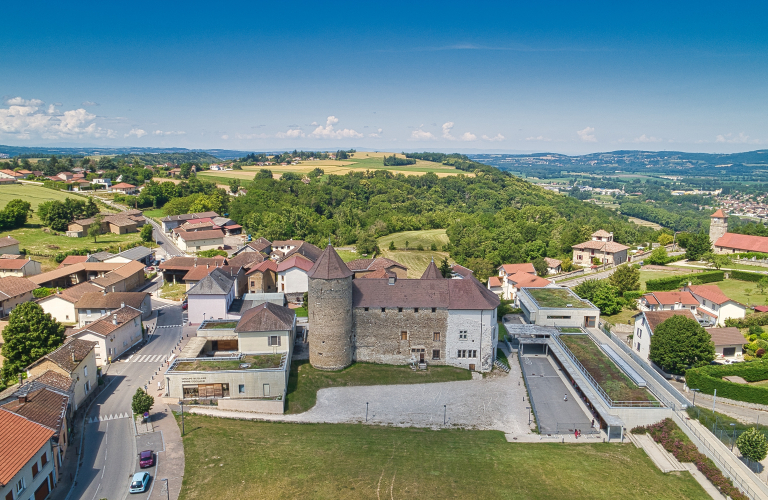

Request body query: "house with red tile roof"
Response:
[710, 208, 768, 254]
[0, 408, 56, 500]
[277, 254, 315, 295]
[683, 284, 746, 327]
[490, 263, 551, 301]
[245, 260, 277, 293]
[639, 291, 699, 313]
[109, 182, 137, 194]
[0, 257, 41, 278]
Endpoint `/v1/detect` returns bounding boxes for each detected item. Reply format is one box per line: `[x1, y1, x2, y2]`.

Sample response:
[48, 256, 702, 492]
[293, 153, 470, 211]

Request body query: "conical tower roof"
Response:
[711, 209, 726, 218]
[308, 244, 353, 279]
[421, 257, 443, 279]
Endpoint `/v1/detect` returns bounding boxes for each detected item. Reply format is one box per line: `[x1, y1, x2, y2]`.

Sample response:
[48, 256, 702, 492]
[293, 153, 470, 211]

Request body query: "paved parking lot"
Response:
[191, 354, 533, 434]
[521, 355, 593, 434]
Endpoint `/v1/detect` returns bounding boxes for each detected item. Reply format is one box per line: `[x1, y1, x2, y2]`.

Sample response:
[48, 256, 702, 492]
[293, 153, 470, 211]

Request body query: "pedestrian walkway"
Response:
[87, 412, 131, 424]
[126, 354, 169, 363]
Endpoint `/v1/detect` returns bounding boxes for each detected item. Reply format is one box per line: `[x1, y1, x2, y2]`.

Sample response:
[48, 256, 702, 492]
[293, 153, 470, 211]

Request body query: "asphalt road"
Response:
[69, 302, 184, 500]
[147, 219, 185, 258]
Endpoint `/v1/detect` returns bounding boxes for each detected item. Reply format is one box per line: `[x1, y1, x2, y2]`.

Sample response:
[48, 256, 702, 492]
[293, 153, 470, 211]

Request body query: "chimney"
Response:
[71, 351, 76, 362]
[18, 395, 26, 404]
[121, 302, 125, 308]
[112, 315, 117, 325]
[102, 289, 107, 296]
[388, 275, 397, 285]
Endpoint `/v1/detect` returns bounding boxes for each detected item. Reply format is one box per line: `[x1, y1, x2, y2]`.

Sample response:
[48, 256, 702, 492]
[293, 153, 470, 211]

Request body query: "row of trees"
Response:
[38, 198, 100, 231]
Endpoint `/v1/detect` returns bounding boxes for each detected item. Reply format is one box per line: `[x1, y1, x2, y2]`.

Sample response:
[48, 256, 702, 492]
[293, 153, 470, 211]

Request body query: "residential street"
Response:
[147, 219, 185, 258]
[66, 302, 185, 500]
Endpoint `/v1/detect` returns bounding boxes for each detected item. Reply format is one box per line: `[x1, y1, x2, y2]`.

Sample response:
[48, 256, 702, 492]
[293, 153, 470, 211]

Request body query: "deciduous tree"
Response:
[132, 388, 154, 415]
[736, 427, 768, 465]
[609, 264, 640, 295]
[685, 231, 712, 261]
[650, 315, 714, 373]
[1, 302, 65, 380]
[532, 257, 548, 277]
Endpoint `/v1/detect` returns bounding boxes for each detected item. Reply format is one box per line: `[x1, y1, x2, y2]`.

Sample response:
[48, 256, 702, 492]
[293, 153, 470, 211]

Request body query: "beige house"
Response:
[705, 327, 746, 362]
[74, 291, 151, 326]
[110, 182, 137, 194]
[0, 277, 38, 318]
[0, 409, 56, 500]
[0, 257, 41, 278]
[175, 229, 225, 252]
[69, 306, 143, 365]
[246, 260, 277, 293]
[26, 339, 97, 411]
[37, 282, 102, 325]
[0, 236, 20, 255]
[572, 230, 629, 267]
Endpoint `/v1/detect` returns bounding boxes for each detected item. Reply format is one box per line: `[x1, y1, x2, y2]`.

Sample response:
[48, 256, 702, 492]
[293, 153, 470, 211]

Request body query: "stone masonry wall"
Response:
[353, 307, 448, 366]
[308, 277, 353, 370]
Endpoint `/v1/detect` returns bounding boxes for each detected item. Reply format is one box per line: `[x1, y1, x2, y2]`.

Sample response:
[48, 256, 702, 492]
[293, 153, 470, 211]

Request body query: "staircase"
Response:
[494, 360, 510, 373]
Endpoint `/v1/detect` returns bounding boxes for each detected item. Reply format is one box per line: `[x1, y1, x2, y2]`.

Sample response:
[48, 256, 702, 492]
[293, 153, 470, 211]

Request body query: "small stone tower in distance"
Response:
[709, 209, 728, 246]
[307, 244, 354, 370]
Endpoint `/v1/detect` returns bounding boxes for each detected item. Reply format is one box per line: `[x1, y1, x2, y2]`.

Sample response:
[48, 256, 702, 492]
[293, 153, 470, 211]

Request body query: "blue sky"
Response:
[1, 1, 767, 154]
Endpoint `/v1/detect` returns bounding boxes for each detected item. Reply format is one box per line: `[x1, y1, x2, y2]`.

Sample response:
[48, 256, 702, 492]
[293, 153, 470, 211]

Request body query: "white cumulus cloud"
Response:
[410, 129, 436, 140]
[715, 132, 759, 144]
[125, 128, 147, 138]
[276, 128, 306, 139]
[0, 97, 115, 139]
[310, 116, 363, 139]
[634, 134, 663, 143]
[368, 128, 384, 138]
[442, 122, 476, 141]
[483, 134, 505, 142]
[577, 126, 597, 142]
[460, 132, 476, 141]
[525, 136, 551, 142]
[152, 130, 186, 136]
[5, 97, 44, 106]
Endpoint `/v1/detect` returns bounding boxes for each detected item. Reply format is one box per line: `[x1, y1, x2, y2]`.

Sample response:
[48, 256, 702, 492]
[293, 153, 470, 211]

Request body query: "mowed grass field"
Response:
[0, 183, 82, 216]
[377, 229, 452, 278]
[176, 416, 708, 500]
[197, 152, 470, 183]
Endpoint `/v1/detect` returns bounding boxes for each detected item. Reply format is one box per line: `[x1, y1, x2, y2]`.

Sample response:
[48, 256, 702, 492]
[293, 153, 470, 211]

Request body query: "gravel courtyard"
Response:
[190, 353, 533, 434]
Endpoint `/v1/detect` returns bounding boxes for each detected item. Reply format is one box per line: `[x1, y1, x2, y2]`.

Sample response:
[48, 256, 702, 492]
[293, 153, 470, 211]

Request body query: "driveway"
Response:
[190, 356, 533, 434]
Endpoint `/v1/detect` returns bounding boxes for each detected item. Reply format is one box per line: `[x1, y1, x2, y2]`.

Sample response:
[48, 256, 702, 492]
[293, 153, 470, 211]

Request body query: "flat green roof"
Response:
[172, 354, 284, 372]
[525, 288, 592, 309]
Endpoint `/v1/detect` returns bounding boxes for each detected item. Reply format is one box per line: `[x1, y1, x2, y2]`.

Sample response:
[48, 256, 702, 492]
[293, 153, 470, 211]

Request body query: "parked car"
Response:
[139, 450, 154, 468]
[129, 472, 150, 493]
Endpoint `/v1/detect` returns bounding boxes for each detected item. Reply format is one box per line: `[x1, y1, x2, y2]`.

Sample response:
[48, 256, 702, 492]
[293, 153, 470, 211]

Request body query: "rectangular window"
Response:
[459, 330, 468, 340]
[40, 452, 48, 466]
[433, 332, 440, 342]
[636, 343, 641, 352]
[84, 366, 88, 377]
[546, 315, 571, 319]
[431, 307, 436, 313]
[263, 384, 270, 397]
[398, 307, 403, 313]
[432, 349, 440, 360]
[364, 307, 369, 312]
[471, 350, 477, 358]
[400, 331, 408, 340]
[238, 384, 245, 394]
[6, 490, 12, 500]
[32, 461, 39, 477]
[85, 380, 91, 393]
[414, 308, 419, 313]
[251, 281, 255, 287]
[381, 307, 385, 313]
[86, 309, 91, 316]
[15, 477, 25, 494]
[268, 335, 281, 346]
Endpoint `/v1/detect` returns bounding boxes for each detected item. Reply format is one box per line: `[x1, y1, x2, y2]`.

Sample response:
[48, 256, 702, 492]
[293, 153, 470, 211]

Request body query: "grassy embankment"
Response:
[285, 361, 470, 414]
[176, 415, 709, 500]
[377, 229, 452, 278]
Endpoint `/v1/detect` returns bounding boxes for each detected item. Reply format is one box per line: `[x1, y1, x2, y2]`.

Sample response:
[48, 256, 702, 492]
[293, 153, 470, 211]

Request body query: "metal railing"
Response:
[596, 323, 690, 409]
[675, 412, 761, 500]
[551, 334, 664, 408]
[518, 355, 541, 433]
[556, 422, 600, 435]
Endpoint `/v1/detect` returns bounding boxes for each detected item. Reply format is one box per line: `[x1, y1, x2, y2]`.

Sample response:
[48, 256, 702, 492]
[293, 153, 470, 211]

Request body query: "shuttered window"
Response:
[268, 335, 281, 346]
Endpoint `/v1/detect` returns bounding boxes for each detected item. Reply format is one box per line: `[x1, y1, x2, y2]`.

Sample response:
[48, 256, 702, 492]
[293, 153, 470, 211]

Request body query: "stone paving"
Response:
[190, 353, 533, 434]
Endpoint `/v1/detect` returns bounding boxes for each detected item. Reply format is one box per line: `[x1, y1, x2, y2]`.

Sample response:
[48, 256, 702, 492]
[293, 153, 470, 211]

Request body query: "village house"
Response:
[0, 257, 41, 278]
[103, 245, 153, 266]
[158, 256, 227, 283]
[233, 237, 272, 256]
[0, 276, 38, 318]
[544, 257, 562, 275]
[26, 339, 97, 410]
[683, 284, 746, 327]
[0, 237, 20, 255]
[37, 282, 102, 324]
[276, 254, 314, 295]
[30, 261, 145, 291]
[489, 263, 551, 302]
[571, 230, 629, 266]
[73, 291, 151, 326]
[186, 268, 236, 324]
[0, 169, 23, 181]
[66, 212, 145, 238]
[639, 291, 699, 313]
[517, 286, 600, 328]
[175, 229, 225, 253]
[246, 260, 278, 293]
[69, 307, 143, 365]
[705, 327, 746, 362]
[0, 409, 57, 500]
[109, 182, 137, 194]
[183, 265, 245, 297]
[159, 211, 219, 233]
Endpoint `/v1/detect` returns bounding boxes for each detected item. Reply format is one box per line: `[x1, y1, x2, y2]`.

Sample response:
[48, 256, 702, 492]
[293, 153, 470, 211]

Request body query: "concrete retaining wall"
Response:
[217, 398, 284, 414]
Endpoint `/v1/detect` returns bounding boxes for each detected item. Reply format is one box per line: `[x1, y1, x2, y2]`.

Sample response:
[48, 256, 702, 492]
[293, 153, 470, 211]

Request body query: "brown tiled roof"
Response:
[235, 302, 295, 333]
[29, 339, 96, 374]
[112, 260, 146, 277]
[711, 209, 726, 218]
[159, 257, 225, 271]
[246, 238, 271, 252]
[686, 285, 739, 306]
[0, 276, 38, 299]
[45, 282, 101, 304]
[182, 266, 215, 281]
[58, 255, 89, 267]
[499, 263, 535, 275]
[90, 272, 126, 288]
[111, 182, 136, 189]
[0, 259, 33, 270]
[71, 307, 141, 337]
[282, 241, 323, 263]
[0, 408, 54, 486]
[642, 291, 698, 306]
[0, 236, 19, 249]
[177, 229, 224, 241]
[74, 291, 148, 310]
[488, 276, 503, 287]
[572, 240, 630, 252]
[227, 251, 265, 269]
[2, 388, 68, 436]
[705, 327, 746, 346]
[451, 264, 473, 278]
[30, 262, 123, 285]
[308, 245, 352, 280]
[544, 257, 562, 268]
[34, 370, 75, 393]
[246, 259, 277, 275]
[353, 275, 499, 310]
[643, 309, 697, 332]
[592, 230, 612, 237]
[359, 268, 395, 279]
[277, 254, 314, 273]
[272, 239, 304, 247]
[421, 259, 443, 279]
[346, 258, 407, 272]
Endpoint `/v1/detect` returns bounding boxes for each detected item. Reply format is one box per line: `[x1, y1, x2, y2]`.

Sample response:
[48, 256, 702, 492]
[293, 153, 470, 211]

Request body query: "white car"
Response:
[129, 472, 150, 494]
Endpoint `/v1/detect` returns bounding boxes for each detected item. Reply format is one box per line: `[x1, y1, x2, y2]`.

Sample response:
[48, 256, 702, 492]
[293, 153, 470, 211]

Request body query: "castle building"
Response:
[709, 209, 768, 254]
[308, 247, 500, 372]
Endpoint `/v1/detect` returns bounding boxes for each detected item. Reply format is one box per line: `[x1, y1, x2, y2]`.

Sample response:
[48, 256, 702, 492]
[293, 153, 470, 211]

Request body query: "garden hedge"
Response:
[685, 360, 768, 405]
[729, 270, 765, 283]
[623, 290, 644, 301]
[645, 270, 724, 291]
[725, 313, 768, 329]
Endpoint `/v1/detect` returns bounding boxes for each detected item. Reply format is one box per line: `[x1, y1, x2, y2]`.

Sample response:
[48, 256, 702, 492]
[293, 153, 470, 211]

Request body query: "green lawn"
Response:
[285, 361, 471, 414]
[159, 282, 187, 301]
[334, 249, 361, 262]
[174, 354, 283, 371]
[377, 229, 449, 251]
[2, 225, 142, 258]
[0, 183, 81, 212]
[293, 306, 307, 317]
[713, 279, 767, 307]
[527, 288, 590, 309]
[602, 307, 639, 327]
[375, 231, 452, 278]
[638, 268, 696, 290]
[560, 335, 655, 403]
[176, 416, 709, 500]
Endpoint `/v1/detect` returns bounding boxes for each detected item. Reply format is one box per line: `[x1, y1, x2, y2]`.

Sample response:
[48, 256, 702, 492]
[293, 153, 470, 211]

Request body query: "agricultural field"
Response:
[197, 152, 470, 183]
[377, 229, 452, 278]
[0, 184, 83, 217]
[176, 415, 709, 500]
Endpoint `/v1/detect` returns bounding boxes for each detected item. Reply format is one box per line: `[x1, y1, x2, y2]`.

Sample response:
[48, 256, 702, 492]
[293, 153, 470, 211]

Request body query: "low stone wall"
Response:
[217, 398, 284, 414]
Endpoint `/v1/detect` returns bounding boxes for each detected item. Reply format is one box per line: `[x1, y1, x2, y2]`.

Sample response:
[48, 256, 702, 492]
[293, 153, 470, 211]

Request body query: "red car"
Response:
[139, 450, 154, 468]
[182, 301, 188, 310]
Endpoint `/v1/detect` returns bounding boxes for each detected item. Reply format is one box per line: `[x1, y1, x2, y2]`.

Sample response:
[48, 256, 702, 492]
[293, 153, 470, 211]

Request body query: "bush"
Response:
[730, 270, 764, 283]
[623, 290, 644, 302]
[685, 359, 768, 405]
[645, 270, 723, 291]
[725, 313, 768, 329]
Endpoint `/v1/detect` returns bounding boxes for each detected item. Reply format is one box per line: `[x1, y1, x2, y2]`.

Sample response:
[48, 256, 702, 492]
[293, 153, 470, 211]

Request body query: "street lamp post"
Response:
[179, 399, 185, 436]
[443, 405, 447, 425]
[692, 388, 700, 407]
[730, 423, 737, 451]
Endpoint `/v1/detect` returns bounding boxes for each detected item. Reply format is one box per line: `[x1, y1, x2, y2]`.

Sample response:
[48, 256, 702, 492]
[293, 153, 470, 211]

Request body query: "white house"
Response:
[572, 230, 629, 267]
[0, 237, 20, 255]
[638, 291, 699, 312]
[706, 327, 746, 362]
[0, 410, 56, 500]
[0, 257, 42, 278]
[186, 268, 236, 324]
[37, 282, 102, 324]
[69, 306, 144, 365]
[683, 285, 746, 327]
[73, 291, 151, 326]
[0, 276, 38, 318]
[176, 229, 225, 253]
[276, 254, 314, 294]
[488, 264, 551, 302]
[632, 309, 697, 361]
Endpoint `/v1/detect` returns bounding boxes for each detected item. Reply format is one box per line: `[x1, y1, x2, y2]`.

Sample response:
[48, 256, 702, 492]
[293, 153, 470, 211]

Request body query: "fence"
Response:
[597, 322, 690, 410]
[556, 422, 600, 435]
[675, 412, 762, 500]
[551, 334, 664, 408]
[687, 406, 768, 470]
[518, 355, 541, 434]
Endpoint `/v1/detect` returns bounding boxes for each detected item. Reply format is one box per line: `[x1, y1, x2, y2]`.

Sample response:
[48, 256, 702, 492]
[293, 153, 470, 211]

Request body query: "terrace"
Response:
[170, 353, 286, 372]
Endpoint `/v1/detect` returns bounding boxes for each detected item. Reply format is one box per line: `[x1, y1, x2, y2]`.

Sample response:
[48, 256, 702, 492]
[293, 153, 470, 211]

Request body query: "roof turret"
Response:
[420, 258, 443, 279]
[308, 245, 353, 280]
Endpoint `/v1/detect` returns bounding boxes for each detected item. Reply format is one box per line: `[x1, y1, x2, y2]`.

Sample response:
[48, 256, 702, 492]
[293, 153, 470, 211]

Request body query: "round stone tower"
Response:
[709, 209, 728, 246]
[307, 244, 354, 370]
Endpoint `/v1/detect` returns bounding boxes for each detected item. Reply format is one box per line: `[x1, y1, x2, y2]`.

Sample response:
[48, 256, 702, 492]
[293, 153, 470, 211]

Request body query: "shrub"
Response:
[730, 270, 765, 283]
[725, 313, 768, 329]
[685, 359, 768, 405]
[645, 270, 723, 291]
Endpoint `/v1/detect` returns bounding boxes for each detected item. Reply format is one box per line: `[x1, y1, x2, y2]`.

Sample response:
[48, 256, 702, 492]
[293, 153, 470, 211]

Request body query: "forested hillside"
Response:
[229, 163, 660, 270]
